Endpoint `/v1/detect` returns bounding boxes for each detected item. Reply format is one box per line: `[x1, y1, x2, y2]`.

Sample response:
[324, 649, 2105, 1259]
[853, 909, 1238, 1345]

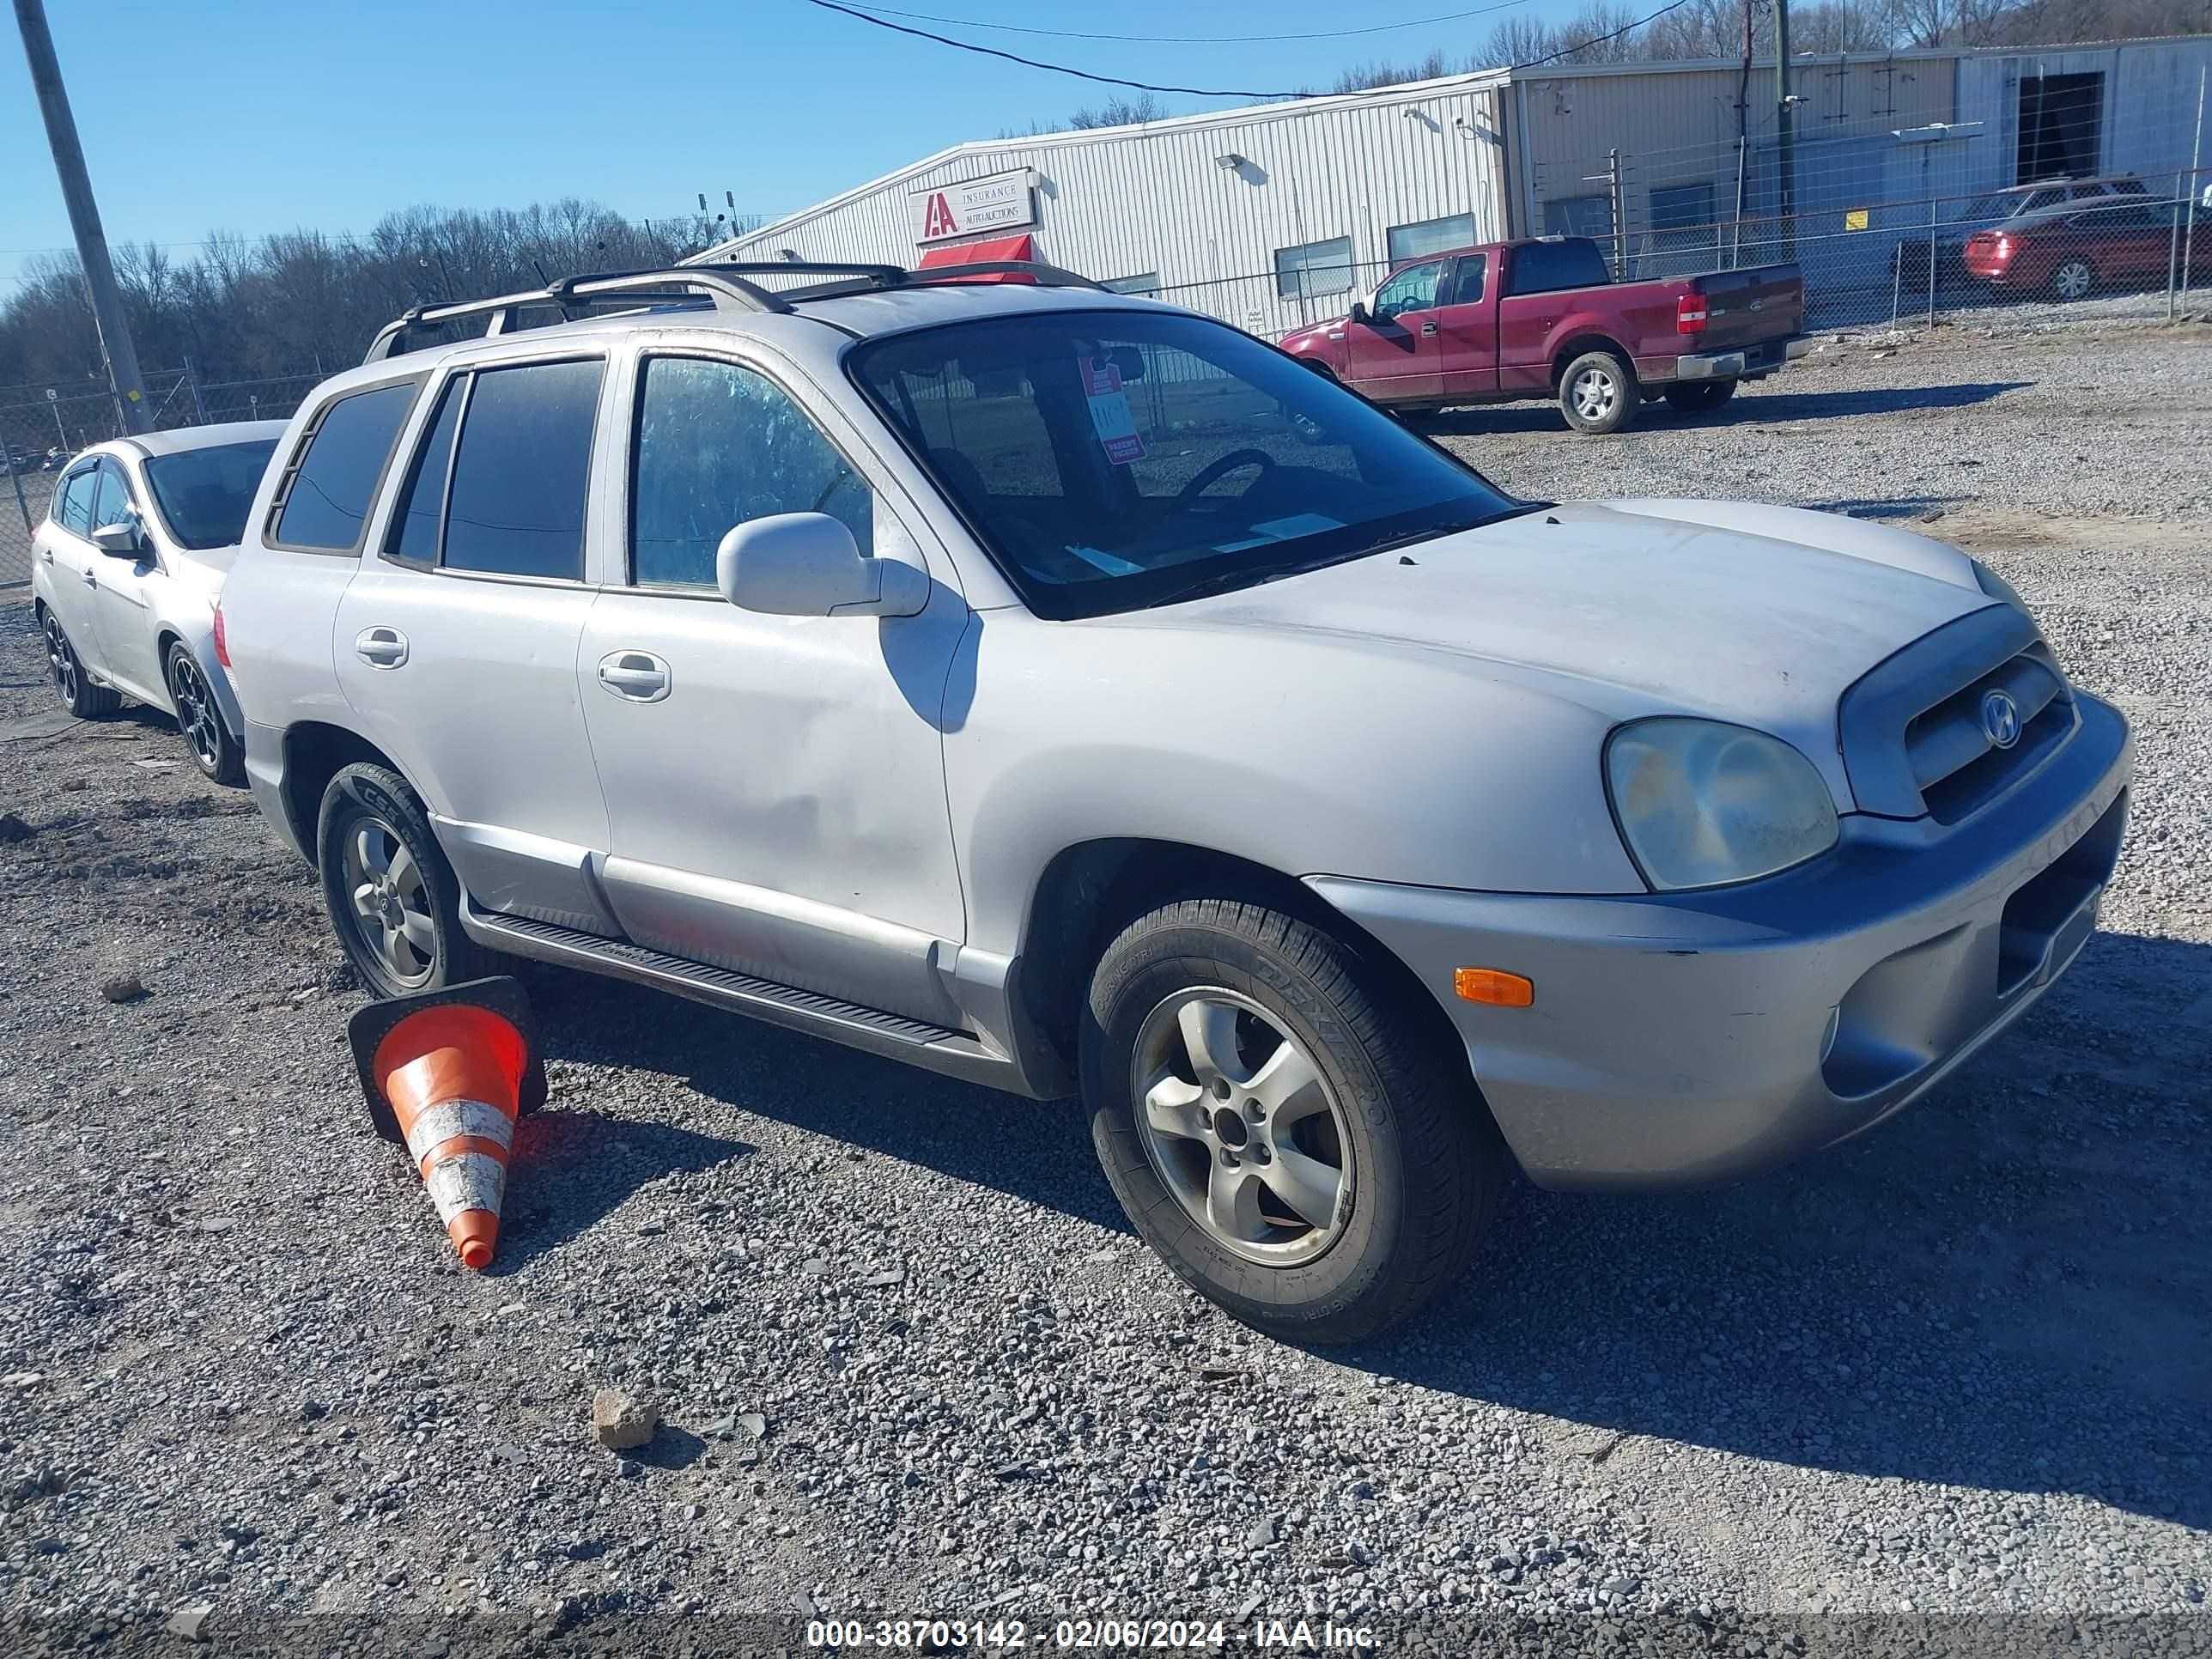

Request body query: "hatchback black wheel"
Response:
[316, 762, 492, 998]
[1083, 896, 1504, 1344]
[42, 611, 119, 720]
[166, 643, 243, 786]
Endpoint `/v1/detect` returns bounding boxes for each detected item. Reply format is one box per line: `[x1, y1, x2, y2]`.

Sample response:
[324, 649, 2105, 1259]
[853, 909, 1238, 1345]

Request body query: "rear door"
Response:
[1495, 240, 1613, 388]
[332, 353, 615, 934]
[1431, 253, 1499, 397]
[1344, 258, 1448, 398]
[84, 458, 167, 703]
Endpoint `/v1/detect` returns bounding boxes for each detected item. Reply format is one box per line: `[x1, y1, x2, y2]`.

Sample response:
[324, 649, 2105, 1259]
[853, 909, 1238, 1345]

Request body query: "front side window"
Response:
[441, 359, 602, 580]
[92, 460, 136, 533]
[852, 310, 1519, 621]
[143, 440, 279, 552]
[1274, 236, 1355, 300]
[1386, 213, 1475, 264]
[1371, 260, 1444, 321]
[272, 380, 418, 551]
[55, 466, 98, 534]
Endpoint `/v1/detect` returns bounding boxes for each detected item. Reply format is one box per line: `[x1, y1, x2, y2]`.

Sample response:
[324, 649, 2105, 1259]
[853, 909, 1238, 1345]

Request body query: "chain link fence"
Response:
[1, 368, 324, 591]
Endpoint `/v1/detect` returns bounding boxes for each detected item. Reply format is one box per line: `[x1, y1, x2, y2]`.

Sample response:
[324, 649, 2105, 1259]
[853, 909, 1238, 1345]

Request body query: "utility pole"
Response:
[1774, 0, 1796, 258]
[13, 0, 150, 434]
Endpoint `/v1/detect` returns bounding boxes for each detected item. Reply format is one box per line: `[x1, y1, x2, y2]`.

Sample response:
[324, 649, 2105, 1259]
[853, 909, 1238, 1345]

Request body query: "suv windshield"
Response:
[850, 309, 1518, 618]
[143, 439, 279, 552]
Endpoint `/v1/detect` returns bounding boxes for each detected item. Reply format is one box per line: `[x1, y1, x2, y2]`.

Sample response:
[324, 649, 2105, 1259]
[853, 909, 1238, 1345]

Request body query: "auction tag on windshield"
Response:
[1080, 356, 1146, 465]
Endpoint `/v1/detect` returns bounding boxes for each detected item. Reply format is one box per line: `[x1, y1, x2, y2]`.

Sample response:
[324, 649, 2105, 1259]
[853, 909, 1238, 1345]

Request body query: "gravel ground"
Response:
[0, 319, 2207, 1657]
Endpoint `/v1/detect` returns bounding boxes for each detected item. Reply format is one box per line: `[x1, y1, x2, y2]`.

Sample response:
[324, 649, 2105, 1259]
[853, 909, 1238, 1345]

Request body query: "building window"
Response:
[1386, 214, 1476, 264]
[1274, 236, 1355, 300]
[1103, 272, 1161, 296]
[1542, 194, 1614, 241]
[1650, 184, 1717, 233]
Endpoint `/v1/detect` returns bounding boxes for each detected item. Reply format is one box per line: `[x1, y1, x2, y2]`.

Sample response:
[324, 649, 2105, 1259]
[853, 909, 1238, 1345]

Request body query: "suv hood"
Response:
[1137, 499, 1996, 808]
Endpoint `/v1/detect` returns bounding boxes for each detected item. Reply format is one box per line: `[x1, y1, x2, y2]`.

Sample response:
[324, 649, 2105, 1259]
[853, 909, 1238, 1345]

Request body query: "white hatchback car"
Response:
[33, 422, 283, 782]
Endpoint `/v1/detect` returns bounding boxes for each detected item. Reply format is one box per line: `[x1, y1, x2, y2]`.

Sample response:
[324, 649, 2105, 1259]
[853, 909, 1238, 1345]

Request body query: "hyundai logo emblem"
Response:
[1981, 688, 2022, 750]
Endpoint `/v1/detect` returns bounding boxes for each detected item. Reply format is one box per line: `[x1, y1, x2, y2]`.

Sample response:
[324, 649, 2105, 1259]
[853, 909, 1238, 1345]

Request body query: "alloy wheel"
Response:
[44, 616, 78, 708]
[339, 816, 438, 988]
[2056, 259, 2094, 301]
[168, 651, 222, 774]
[1571, 364, 1620, 423]
[1130, 988, 1354, 1267]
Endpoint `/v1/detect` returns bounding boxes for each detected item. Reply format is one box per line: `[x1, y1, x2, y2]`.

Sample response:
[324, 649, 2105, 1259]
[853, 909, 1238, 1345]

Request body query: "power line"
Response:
[831, 0, 1533, 44]
[1510, 0, 1693, 68]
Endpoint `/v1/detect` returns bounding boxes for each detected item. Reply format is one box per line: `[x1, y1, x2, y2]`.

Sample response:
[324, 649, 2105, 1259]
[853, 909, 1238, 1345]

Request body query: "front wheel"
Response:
[1082, 897, 1504, 1344]
[166, 643, 243, 786]
[315, 762, 492, 998]
[1559, 349, 1638, 435]
[1663, 377, 1739, 415]
[2052, 257, 2095, 301]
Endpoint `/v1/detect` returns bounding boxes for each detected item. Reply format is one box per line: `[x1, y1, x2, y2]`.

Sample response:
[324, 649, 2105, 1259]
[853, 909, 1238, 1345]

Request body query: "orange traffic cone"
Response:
[348, 977, 544, 1272]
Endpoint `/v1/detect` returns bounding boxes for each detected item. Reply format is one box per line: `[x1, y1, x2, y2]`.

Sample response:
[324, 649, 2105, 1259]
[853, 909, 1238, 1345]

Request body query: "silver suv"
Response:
[221, 261, 2131, 1340]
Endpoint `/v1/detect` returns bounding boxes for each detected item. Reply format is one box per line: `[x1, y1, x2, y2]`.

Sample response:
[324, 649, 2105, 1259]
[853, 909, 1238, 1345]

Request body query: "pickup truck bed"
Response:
[1279, 236, 1805, 434]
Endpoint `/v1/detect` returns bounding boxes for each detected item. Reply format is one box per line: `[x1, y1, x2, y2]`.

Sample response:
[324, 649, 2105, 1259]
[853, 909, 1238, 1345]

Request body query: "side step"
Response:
[461, 904, 1030, 1094]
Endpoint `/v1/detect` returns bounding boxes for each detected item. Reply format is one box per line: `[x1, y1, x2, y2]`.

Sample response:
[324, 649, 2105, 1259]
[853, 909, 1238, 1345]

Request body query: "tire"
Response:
[1663, 378, 1739, 415]
[1081, 896, 1504, 1345]
[41, 608, 122, 720]
[165, 642, 243, 787]
[1558, 349, 1638, 435]
[315, 762, 493, 999]
[2052, 257, 2095, 302]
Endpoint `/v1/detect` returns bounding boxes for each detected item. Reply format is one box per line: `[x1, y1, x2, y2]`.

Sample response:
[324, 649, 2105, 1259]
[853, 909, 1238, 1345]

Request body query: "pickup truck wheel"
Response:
[1082, 897, 1503, 1344]
[42, 611, 120, 720]
[1663, 378, 1738, 414]
[1559, 350, 1638, 434]
[315, 762, 492, 998]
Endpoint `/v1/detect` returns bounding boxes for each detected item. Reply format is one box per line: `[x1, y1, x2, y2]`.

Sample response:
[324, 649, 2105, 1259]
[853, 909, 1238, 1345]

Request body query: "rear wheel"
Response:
[42, 611, 120, 720]
[2052, 257, 2095, 301]
[1082, 896, 1504, 1344]
[316, 762, 492, 998]
[166, 643, 243, 786]
[1559, 350, 1638, 435]
[1663, 378, 1739, 415]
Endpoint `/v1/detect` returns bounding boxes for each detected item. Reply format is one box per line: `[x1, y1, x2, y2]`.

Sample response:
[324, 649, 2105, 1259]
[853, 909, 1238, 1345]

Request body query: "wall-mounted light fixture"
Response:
[778, 248, 803, 262]
[1214, 153, 1248, 171]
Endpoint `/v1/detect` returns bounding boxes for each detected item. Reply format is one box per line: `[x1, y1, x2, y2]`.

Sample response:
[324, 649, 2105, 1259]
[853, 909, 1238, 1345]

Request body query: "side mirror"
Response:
[91, 520, 143, 557]
[714, 513, 929, 619]
[1346, 299, 1370, 324]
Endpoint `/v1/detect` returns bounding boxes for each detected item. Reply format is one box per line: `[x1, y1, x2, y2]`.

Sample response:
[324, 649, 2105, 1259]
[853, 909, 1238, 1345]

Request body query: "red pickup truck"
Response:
[1279, 236, 1805, 435]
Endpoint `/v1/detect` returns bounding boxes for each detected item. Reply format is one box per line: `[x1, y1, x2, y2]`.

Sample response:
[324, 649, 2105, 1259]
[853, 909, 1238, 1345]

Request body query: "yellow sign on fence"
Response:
[1844, 208, 1870, 232]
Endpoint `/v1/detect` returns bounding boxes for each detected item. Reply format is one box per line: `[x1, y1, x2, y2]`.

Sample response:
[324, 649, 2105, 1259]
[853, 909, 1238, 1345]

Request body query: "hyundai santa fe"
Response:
[216, 260, 2131, 1340]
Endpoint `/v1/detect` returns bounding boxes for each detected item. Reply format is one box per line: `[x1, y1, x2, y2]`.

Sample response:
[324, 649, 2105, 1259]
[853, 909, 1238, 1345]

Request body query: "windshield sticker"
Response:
[1080, 356, 1146, 464]
[1250, 513, 1344, 538]
[1066, 544, 1147, 576]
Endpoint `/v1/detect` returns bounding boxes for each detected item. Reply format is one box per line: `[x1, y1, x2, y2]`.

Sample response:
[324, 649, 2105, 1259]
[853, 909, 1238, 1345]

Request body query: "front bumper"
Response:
[1312, 693, 2131, 1191]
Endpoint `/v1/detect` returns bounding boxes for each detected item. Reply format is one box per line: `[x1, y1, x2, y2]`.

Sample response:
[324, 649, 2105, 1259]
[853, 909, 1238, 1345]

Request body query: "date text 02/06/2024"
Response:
[803, 1619, 1379, 1650]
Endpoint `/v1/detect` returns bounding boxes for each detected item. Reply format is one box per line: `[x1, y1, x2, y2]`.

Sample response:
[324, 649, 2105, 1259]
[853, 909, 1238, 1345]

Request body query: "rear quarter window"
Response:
[270, 380, 421, 553]
[1506, 240, 1612, 297]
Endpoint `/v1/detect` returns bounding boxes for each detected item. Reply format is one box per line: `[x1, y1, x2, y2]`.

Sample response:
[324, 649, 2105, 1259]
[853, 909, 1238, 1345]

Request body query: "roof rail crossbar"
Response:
[687, 258, 912, 286]
[771, 260, 1115, 304]
[362, 265, 796, 363]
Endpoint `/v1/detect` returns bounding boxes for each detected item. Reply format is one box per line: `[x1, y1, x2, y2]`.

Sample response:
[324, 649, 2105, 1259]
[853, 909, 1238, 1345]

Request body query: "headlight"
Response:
[1972, 558, 2027, 611]
[1604, 719, 1839, 891]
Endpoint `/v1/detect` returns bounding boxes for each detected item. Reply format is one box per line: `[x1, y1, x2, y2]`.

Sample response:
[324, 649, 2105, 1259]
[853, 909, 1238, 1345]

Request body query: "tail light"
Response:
[1676, 294, 1708, 335]
[211, 600, 231, 668]
[1995, 234, 2013, 259]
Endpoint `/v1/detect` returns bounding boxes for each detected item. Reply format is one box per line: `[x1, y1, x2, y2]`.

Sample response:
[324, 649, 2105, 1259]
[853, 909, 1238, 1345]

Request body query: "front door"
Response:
[84, 458, 167, 704]
[1346, 258, 1448, 398]
[332, 355, 614, 936]
[41, 460, 105, 650]
[578, 349, 969, 1028]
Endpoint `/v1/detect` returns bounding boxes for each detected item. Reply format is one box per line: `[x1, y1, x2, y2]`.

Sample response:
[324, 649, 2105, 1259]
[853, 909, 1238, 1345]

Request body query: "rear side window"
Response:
[271, 381, 419, 552]
[55, 466, 98, 534]
[1507, 240, 1611, 297]
[630, 356, 871, 588]
[384, 378, 464, 567]
[441, 359, 601, 580]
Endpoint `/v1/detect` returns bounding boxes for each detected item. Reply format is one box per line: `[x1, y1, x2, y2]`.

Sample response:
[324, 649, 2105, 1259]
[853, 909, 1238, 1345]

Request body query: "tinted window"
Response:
[1449, 254, 1487, 307]
[143, 440, 278, 551]
[1386, 213, 1475, 264]
[1508, 240, 1612, 296]
[632, 357, 872, 588]
[1274, 236, 1355, 300]
[90, 461, 133, 532]
[274, 381, 418, 550]
[1372, 260, 1444, 321]
[1650, 183, 1716, 232]
[385, 378, 464, 566]
[442, 360, 601, 580]
[56, 466, 98, 534]
[853, 310, 1516, 621]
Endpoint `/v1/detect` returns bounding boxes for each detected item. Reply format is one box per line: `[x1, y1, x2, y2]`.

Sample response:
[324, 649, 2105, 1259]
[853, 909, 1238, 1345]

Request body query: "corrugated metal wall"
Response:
[712, 79, 1515, 337]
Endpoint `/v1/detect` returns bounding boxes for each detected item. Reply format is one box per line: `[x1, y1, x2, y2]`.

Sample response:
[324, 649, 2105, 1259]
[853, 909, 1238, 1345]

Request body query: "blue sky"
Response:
[3, 0, 1573, 291]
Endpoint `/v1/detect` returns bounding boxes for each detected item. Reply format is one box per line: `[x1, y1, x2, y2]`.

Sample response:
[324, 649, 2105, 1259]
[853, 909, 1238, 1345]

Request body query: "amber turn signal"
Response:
[1454, 967, 1534, 1007]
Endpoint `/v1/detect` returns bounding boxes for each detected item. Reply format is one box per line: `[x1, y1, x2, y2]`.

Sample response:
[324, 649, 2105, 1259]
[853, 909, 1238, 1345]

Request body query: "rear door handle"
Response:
[355, 627, 409, 669]
[598, 650, 671, 703]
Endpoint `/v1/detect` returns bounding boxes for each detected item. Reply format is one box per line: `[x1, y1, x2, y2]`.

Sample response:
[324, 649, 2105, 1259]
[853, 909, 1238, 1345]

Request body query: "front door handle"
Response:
[355, 626, 409, 669]
[82, 568, 97, 588]
[1420, 320, 1438, 336]
[598, 650, 671, 703]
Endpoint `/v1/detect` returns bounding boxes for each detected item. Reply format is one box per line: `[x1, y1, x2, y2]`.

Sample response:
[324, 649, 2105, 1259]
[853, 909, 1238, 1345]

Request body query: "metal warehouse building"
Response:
[698, 35, 2212, 331]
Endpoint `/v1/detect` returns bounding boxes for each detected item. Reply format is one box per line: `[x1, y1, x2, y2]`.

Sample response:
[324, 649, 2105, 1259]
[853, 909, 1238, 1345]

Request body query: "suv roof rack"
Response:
[362, 258, 1115, 363]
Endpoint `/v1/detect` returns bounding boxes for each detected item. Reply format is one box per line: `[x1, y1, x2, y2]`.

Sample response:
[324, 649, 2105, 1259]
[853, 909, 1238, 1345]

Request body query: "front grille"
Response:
[1838, 605, 2076, 822]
